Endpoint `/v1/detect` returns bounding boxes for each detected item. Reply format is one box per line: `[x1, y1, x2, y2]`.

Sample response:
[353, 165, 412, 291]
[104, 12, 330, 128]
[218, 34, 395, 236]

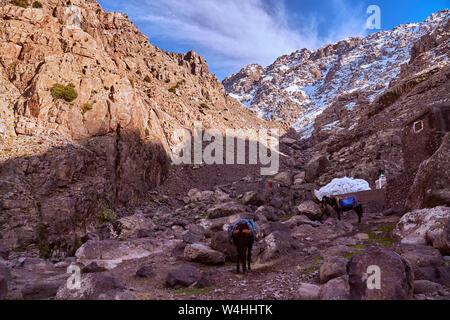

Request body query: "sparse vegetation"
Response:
[129, 78, 135, 88]
[200, 103, 210, 110]
[103, 86, 110, 91]
[51, 83, 78, 102]
[144, 75, 151, 83]
[173, 287, 212, 295]
[97, 204, 116, 225]
[10, 0, 29, 8]
[82, 103, 93, 115]
[32, 1, 42, 8]
[367, 224, 396, 247]
[168, 80, 185, 94]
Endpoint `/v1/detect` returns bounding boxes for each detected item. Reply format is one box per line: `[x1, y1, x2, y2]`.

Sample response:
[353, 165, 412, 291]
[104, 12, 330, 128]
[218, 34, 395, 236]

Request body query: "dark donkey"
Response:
[322, 195, 363, 223]
[231, 221, 254, 273]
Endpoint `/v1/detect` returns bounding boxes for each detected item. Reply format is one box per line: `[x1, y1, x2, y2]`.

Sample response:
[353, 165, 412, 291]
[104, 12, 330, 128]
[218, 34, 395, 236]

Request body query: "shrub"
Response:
[129, 78, 135, 88]
[10, 0, 29, 8]
[97, 204, 116, 225]
[168, 86, 177, 94]
[144, 75, 151, 83]
[82, 103, 93, 115]
[200, 103, 210, 110]
[51, 83, 78, 102]
[32, 1, 42, 8]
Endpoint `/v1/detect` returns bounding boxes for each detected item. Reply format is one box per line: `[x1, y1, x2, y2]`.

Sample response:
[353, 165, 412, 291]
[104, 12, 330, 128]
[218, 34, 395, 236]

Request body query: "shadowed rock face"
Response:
[0, 0, 266, 256]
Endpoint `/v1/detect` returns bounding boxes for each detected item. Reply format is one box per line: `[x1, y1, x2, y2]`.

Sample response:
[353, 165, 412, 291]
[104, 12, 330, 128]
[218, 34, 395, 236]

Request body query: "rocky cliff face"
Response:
[224, 10, 450, 208]
[0, 0, 265, 255]
[223, 10, 449, 139]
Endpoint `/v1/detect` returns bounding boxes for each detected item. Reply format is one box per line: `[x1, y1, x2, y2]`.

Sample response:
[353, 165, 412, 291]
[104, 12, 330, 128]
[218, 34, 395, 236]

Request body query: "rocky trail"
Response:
[2, 153, 449, 300]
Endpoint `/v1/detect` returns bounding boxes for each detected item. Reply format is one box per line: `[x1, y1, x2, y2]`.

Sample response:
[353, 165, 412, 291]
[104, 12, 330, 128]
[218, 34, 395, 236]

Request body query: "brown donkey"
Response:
[231, 221, 254, 273]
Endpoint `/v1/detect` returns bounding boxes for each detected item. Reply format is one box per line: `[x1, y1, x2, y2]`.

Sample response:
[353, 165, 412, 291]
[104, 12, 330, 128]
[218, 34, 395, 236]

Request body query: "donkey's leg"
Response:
[338, 208, 342, 220]
[247, 242, 253, 271]
[242, 246, 247, 273]
[236, 246, 241, 273]
[356, 205, 363, 224]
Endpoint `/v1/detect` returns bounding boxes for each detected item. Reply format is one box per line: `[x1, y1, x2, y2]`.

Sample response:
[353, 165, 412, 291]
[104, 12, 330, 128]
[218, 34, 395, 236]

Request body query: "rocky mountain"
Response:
[0, 0, 266, 254]
[223, 10, 449, 139]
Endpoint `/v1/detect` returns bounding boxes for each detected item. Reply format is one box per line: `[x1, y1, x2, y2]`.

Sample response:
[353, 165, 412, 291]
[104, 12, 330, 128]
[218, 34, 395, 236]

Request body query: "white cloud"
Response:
[99, 0, 367, 78]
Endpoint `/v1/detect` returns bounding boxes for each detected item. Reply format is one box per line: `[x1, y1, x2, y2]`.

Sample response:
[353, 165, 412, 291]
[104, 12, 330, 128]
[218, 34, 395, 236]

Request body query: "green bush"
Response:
[10, 0, 29, 8]
[168, 86, 177, 94]
[32, 1, 42, 8]
[200, 103, 210, 110]
[97, 204, 116, 225]
[82, 103, 93, 115]
[51, 83, 78, 102]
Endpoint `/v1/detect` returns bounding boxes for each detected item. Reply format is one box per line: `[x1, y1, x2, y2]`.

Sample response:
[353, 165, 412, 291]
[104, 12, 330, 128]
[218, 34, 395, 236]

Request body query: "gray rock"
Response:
[320, 256, 349, 284]
[414, 266, 450, 286]
[136, 265, 155, 278]
[347, 246, 414, 300]
[305, 154, 330, 183]
[207, 202, 245, 219]
[166, 265, 201, 289]
[184, 244, 226, 265]
[242, 191, 266, 206]
[56, 272, 129, 300]
[183, 230, 205, 244]
[260, 231, 297, 263]
[295, 283, 321, 300]
[413, 280, 444, 295]
[82, 262, 107, 274]
[319, 275, 350, 300]
[273, 171, 292, 187]
[22, 281, 63, 300]
[296, 201, 323, 221]
[210, 231, 237, 262]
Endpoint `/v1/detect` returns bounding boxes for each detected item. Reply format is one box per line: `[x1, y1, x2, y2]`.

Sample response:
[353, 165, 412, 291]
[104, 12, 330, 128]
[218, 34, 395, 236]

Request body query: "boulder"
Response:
[135, 265, 155, 278]
[207, 202, 245, 219]
[0, 243, 9, 260]
[210, 231, 237, 262]
[261, 231, 297, 263]
[392, 206, 450, 253]
[413, 280, 444, 295]
[188, 189, 215, 203]
[295, 283, 321, 300]
[82, 262, 108, 274]
[406, 133, 450, 210]
[242, 191, 266, 206]
[22, 281, 64, 300]
[305, 154, 330, 183]
[413, 266, 450, 287]
[183, 230, 205, 244]
[75, 239, 160, 270]
[166, 265, 201, 289]
[116, 214, 156, 239]
[347, 247, 414, 300]
[184, 244, 226, 265]
[319, 256, 349, 284]
[273, 171, 292, 187]
[296, 201, 323, 221]
[0, 265, 8, 300]
[393, 244, 444, 270]
[56, 273, 135, 300]
[319, 275, 350, 300]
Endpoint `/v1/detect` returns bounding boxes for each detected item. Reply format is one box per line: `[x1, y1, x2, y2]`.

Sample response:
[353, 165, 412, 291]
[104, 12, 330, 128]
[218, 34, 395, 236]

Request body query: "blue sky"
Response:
[97, 0, 449, 80]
